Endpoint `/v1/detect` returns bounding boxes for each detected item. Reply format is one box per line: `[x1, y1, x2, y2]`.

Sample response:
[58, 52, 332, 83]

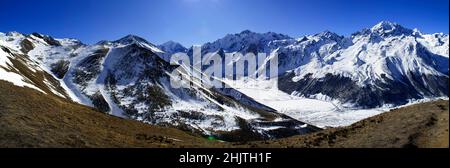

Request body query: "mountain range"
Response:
[0, 21, 448, 139]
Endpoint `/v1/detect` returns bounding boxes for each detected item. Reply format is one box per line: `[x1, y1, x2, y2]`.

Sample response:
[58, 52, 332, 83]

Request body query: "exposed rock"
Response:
[50, 60, 70, 79]
[19, 38, 35, 54]
[89, 91, 110, 113]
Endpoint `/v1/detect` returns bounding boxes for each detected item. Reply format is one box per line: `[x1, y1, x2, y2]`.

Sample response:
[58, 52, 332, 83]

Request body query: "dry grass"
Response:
[0, 80, 223, 148]
[234, 100, 449, 148]
[1, 79, 448, 148]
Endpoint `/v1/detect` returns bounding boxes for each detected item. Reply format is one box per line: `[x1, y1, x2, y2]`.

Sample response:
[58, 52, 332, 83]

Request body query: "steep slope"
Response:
[278, 21, 448, 108]
[0, 32, 83, 101]
[194, 22, 448, 109]
[0, 80, 220, 148]
[186, 30, 293, 77]
[2, 80, 446, 148]
[1, 32, 319, 140]
[182, 21, 448, 128]
[0, 44, 71, 99]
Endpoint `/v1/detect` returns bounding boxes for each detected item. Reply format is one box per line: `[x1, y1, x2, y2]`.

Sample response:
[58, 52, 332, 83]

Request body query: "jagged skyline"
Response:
[1, 0, 449, 47]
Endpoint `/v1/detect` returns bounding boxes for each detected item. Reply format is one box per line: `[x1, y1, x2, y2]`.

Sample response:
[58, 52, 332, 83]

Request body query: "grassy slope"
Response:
[235, 100, 449, 148]
[0, 80, 222, 148]
[1, 79, 448, 148]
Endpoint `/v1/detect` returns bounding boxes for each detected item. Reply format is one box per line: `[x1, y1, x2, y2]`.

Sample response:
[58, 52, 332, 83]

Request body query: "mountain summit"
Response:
[114, 34, 150, 44]
[369, 21, 414, 36]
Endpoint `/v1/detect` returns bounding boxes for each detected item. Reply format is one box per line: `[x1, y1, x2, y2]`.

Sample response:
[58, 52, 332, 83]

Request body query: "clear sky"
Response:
[1, 0, 448, 46]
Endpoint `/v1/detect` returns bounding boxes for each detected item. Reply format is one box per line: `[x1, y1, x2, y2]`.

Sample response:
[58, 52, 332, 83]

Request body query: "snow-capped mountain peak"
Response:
[311, 31, 344, 42]
[5, 31, 24, 37]
[233, 30, 292, 40]
[371, 21, 400, 30]
[28, 32, 62, 46]
[194, 30, 292, 54]
[113, 34, 163, 53]
[114, 34, 149, 45]
[158, 41, 187, 54]
[370, 21, 414, 37]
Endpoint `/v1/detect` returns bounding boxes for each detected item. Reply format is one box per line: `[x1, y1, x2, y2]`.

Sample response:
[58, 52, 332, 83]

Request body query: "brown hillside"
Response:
[235, 100, 449, 148]
[0, 80, 221, 148]
[1, 79, 448, 148]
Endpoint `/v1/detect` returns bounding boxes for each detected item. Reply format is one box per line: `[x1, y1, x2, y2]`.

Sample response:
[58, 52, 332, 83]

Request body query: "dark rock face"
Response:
[101, 44, 176, 121]
[110, 44, 168, 81]
[50, 60, 70, 79]
[31, 33, 61, 46]
[19, 39, 35, 54]
[72, 48, 109, 87]
[70, 48, 111, 112]
[274, 35, 449, 109]
[278, 72, 449, 108]
[89, 92, 110, 113]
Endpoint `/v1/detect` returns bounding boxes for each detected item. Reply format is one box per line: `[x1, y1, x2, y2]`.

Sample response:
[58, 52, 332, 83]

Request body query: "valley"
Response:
[0, 21, 448, 147]
[0, 80, 447, 147]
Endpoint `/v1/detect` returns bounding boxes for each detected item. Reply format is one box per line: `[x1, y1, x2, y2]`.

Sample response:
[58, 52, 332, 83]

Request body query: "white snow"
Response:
[99, 85, 126, 117]
[0, 70, 45, 93]
[0, 47, 45, 93]
[1, 24, 448, 133]
[417, 33, 449, 57]
[162, 72, 261, 132]
[43, 78, 66, 98]
[0, 32, 25, 51]
[222, 78, 409, 128]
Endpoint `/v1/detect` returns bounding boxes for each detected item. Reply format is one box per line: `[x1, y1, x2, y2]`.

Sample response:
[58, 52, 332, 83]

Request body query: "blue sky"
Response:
[1, 0, 448, 46]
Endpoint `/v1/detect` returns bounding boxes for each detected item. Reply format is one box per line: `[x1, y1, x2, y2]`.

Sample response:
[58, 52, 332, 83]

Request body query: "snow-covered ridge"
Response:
[0, 21, 448, 131]
[112, 34, 164, 53]
[195, 30, 292, 54]
[183, 21, 449, 127]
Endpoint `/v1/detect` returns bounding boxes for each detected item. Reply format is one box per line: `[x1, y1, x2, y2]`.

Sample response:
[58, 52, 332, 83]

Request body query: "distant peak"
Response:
[111, 34, 163, 53]
[26, 32, 62, 46]
[232, 30, 292, 40]
[412, 28, 423, 36]
[120, 34, 144, 40]
[370, 21, 413, 36]
[158, 41, 187, 53]
[29, 32, 57, 39]
[314, 31, 343, 41]
[371, 21, 401, 31]
[114, 34, 150, 45]
[160, 40, 183, 46]
[240, 30, 254, 34]
[96, 40, 112, 45]
[30, 32, 44, 38]
[6, 31, 24, 37]
[317, 30, 339, 37]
